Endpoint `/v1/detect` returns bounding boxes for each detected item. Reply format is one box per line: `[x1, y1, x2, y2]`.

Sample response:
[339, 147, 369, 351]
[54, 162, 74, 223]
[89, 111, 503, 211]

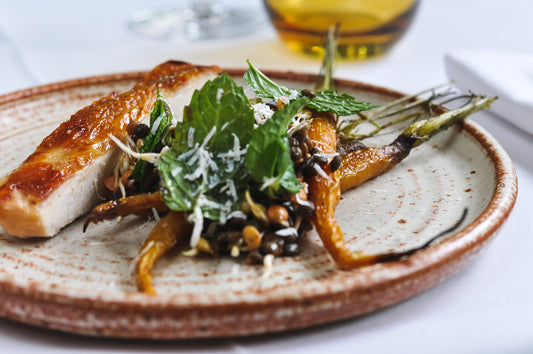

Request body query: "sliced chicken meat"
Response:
[0, 61, 221, 238]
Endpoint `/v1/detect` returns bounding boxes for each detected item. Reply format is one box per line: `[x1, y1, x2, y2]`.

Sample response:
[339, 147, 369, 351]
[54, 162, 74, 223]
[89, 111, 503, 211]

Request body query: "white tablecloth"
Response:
[0, 1, 532, 353]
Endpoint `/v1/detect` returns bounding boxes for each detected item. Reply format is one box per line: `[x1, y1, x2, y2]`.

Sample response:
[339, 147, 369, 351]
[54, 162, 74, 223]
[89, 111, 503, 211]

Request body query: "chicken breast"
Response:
[0, 61, 221, 238]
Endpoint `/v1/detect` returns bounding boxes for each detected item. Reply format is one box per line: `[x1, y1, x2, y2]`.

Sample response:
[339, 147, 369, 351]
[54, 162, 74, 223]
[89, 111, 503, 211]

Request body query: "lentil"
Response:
[312, 154, 328, 166]
[302, 162, 318, 178]
[301, 88, 316, 98]
[259, 240, 282, 257]
[283, 242, 299, 256]
[337, 140, 366, 156]
[133, 123, 150, 141]
[296, 202, 315, 218]
[292, 127, 309, 142]
[329, 155, 342, 172]
[290, 146, 303, 163]
[246, 249, 264, 264]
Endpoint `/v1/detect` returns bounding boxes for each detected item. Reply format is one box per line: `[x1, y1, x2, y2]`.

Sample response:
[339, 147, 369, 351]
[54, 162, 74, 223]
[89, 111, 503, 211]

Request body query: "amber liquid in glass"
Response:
[263, 0, 419, 59]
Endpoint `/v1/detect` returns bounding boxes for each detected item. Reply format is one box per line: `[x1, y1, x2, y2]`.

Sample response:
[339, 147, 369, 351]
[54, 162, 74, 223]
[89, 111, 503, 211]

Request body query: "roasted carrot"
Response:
[306, 117, 383, 269]
[339, 136, 413, 192]
[83, 191, 168, 230]
[307, 95, 496, 269]
[340, 95, 497, 193]
[135, 211, 191, 294]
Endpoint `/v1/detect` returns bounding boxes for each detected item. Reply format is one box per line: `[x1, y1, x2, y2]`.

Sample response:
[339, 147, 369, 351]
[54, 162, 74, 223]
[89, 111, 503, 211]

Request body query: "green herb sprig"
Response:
[243, 60, 376, 116]
[130, 90, 173, 192]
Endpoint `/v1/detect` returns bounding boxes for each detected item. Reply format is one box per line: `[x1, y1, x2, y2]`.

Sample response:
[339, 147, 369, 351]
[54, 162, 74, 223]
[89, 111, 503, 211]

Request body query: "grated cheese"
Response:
[171, 166, 182, 177]
[187, 127, 195, 147]
[151, 207, 160, 222]
[275, 227, 298, 237]
[216, 88, 224, 103]
[188, 204, 204, 247]
[314, 164, 333, 181]
[201, 126, 217, 148]
[227, 210, 247, 220]
[226, 179, 237, 199]
[260, 176, 279, 191]
[150, 116, 163, 134]
[252, 102, 274, 126]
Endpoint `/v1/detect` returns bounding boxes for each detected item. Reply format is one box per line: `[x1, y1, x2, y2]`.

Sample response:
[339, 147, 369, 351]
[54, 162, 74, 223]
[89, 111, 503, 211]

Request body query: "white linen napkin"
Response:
[445, 50, 533, 135]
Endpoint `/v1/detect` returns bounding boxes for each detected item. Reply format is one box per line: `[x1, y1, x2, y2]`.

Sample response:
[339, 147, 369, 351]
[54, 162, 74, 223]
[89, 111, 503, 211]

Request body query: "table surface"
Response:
[0, 1, 532, 353]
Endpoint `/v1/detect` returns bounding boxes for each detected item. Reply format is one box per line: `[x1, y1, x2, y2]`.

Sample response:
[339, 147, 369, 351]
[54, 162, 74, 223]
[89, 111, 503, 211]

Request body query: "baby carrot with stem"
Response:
[305, 25, 495, 269]
[306, 96, 495, 269]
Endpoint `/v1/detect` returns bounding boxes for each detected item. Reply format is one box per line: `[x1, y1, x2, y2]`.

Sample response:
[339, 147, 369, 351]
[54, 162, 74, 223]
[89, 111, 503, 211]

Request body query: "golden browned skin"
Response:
[0, 61, 221, 237]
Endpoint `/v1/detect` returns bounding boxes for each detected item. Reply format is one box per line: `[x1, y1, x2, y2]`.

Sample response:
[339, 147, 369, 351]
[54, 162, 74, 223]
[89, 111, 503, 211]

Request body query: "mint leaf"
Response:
[245, 97, 310, 196]
[130, 91, 173, 192]
[159, 73, 254, 221]
[307, 89, 378, 116]
[244, 61, 376, 117]
[243, 60, 296, 100]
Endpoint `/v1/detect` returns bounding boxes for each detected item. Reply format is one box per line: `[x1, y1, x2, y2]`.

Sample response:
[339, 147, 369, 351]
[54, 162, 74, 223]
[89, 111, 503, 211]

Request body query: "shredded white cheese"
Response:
[275, 227, 298, 237]
[151, 207, 160, 222]
[171, 166, 182, 177]
[216, 88, 224, 103]
[187, 127, 195, 147]
[226, 210, 247, 220]
[260, 176, 279, 191]
[252, 102, 274, 126]
[188, 204, 204, 248]
[274, 89, 300, 105]
[226, 179, 237, 199]
[202, 126, 217, 148]
[150, 116, 163, 134]
[314, 164, 333, 181]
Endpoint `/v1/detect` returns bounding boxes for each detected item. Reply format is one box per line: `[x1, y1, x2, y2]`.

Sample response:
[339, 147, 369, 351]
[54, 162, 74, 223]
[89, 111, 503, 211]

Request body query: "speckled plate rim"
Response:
[0, 69, 518, 339]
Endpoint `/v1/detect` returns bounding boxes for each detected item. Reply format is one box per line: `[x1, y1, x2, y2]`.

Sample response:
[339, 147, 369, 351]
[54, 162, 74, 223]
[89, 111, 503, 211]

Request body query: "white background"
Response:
[0, 0, 532, 353]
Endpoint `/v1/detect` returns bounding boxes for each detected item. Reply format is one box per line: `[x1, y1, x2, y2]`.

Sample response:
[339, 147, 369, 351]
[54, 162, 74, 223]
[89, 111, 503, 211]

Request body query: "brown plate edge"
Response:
[0, 69, 518, 339]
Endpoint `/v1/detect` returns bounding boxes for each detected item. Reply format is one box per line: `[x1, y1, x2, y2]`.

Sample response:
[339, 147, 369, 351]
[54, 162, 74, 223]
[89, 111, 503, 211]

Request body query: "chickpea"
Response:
[329, 155, 342, 172]
[259, 240, 282, 257]
[133, 123, 150, 140]
[243, 225, 261, 250]
[267, 205, 289, 226]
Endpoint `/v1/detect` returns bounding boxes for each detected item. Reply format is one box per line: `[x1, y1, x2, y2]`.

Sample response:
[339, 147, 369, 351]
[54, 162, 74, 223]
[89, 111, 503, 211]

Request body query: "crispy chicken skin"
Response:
[0, 61, 221, 238]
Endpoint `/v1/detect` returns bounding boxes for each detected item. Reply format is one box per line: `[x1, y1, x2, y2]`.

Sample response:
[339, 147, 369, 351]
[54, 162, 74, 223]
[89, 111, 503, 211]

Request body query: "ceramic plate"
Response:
[0, 70, 517, 339]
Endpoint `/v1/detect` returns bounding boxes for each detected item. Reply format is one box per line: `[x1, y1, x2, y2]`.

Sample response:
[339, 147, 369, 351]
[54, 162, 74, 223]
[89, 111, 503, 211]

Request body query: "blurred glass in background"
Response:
[130, 0, 266, 40]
